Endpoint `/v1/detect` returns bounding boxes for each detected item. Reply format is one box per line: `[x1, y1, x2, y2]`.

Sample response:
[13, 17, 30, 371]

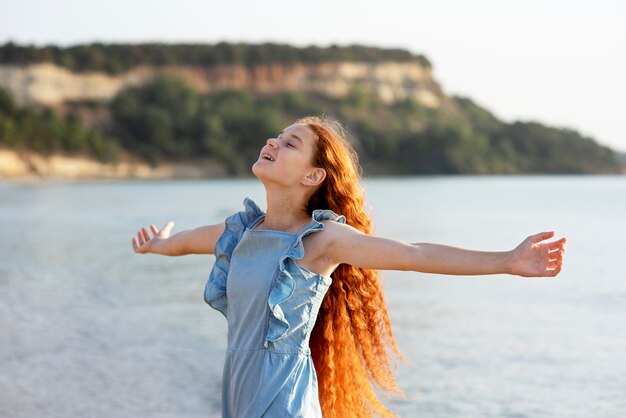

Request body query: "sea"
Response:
[1, 175, 625, 418]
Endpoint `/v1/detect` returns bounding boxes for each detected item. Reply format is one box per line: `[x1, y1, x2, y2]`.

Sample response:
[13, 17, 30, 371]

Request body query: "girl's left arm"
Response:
[325, 222, 566, 278]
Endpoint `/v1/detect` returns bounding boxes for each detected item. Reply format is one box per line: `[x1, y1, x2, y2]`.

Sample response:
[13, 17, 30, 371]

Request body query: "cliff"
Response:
[0, 57, 449, 180]
[0, 148, 227, 181]
[0, 61, 443, 109]
[0, 43, 621, 179]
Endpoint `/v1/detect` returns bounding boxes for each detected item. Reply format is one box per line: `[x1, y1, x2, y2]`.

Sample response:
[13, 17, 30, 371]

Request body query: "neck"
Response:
[260, 184, 312, 233]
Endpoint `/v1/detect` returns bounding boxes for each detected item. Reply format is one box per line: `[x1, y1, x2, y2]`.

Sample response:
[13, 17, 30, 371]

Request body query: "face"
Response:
[252, 123, 325, 188]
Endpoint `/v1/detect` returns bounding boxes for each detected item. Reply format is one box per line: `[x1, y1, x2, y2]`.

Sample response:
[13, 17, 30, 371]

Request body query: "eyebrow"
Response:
[278, 130, 304, 145]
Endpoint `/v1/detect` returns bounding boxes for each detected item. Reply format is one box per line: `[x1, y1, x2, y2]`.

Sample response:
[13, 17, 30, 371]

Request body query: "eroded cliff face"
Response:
[0, 60, 448, 179]
[0, 61, 444, 108]
[0, 148, 227, 180]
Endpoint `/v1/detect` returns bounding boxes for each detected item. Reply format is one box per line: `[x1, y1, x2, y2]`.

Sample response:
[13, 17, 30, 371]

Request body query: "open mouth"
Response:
[261, 153, 275, 161]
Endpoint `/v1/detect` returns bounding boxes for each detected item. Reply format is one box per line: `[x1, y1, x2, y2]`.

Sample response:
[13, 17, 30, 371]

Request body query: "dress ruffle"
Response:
[204, 197, 346, 346]
[265, 208, 346, 347]
[204, 197, 264, 317]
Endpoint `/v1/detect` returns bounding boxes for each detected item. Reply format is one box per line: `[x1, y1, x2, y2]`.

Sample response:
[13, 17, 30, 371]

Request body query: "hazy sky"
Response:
[2, 0, 625, 152]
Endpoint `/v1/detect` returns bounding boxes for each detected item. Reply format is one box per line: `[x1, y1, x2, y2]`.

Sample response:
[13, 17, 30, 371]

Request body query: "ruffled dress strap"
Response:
[204, 197, 264, 317]
[264, 208, 346, 347]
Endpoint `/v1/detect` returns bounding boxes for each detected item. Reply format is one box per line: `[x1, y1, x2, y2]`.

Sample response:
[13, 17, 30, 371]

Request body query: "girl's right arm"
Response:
[132, 221, 226, 256]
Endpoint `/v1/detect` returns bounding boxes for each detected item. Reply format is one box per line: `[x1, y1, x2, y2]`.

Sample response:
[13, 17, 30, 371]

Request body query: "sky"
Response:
[2, 0, 625, 152]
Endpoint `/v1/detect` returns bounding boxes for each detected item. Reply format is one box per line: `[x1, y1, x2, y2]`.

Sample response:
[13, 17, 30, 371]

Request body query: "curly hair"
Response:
[296, 115, 404, 417]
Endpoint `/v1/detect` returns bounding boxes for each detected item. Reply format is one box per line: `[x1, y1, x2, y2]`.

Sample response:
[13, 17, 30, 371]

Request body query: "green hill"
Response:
[0, 41, 430, 74]
[0, 42, 622, 176]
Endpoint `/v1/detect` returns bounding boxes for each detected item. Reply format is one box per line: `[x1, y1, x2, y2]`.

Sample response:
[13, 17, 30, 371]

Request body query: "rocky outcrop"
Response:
[0, 61, 444, 108]
[0, 148, 227, 180]
[0, 59, 447, 180]
[0, 63, 148, 106]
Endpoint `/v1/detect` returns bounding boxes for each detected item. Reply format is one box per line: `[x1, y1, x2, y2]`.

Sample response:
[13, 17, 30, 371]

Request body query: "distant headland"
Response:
[0, 42, 623, 180]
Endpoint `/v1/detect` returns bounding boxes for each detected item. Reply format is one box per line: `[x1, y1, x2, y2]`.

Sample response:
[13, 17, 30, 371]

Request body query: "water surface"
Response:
[1, 176, 625, 417]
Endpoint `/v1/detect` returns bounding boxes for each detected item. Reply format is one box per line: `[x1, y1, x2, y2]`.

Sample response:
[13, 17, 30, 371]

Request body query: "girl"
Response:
[132, 115, 566, 418]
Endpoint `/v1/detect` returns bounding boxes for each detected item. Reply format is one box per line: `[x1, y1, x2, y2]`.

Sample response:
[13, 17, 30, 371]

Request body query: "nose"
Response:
[266, 137, 278, 149]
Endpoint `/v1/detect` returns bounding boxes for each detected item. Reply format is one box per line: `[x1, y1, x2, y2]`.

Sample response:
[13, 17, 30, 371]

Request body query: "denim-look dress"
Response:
[204, 197, 346, 418]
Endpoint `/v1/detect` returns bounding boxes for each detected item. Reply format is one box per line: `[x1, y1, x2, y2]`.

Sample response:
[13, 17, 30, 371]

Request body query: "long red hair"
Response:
[297, 116, 404, 417]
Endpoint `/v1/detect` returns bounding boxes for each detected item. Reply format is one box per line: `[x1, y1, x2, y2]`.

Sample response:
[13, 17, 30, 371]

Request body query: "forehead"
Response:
[280, 124, 316, 143]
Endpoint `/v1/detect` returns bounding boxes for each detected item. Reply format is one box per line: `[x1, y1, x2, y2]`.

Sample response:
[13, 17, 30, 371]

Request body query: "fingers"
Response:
[531, 231, 555, 243]
[132, 222, 172, 253]
[159, 221, 174, 238]
[136, 230, 145, 246]
[162, 221, 174, 236]
[545, 255, 564, 276]
[547, 260, 560, 269]
[131, 225, 153, 253]
[548, 253, 563, 262]
[132, 233, 145, 253]
[548, 244, 565, 260]
[547, 237, 567, 252]
[547, 263, 562, 277]
[518, 232, 566, 278]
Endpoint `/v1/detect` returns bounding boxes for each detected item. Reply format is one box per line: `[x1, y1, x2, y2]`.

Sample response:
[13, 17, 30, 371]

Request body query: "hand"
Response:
[131, 221, 175, 254]
[510, 231, 566, 277]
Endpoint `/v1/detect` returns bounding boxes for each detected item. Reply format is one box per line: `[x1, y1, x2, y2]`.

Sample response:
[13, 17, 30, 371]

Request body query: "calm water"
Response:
[1, 176, 625, 418]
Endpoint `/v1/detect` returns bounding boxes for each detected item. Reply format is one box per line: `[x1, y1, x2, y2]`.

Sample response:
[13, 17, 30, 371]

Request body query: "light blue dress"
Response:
[204, 197, 346, 418]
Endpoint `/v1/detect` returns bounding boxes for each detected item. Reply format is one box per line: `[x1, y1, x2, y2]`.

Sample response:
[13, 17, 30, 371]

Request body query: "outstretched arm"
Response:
[132, 221, 225, 256]
[325, 222, 566, 277]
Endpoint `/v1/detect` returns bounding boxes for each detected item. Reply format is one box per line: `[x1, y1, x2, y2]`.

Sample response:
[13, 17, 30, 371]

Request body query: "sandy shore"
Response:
[0, 148, 229, 181]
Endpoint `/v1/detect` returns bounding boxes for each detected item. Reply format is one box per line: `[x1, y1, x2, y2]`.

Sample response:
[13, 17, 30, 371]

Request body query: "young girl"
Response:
[132, 115, 566, 418]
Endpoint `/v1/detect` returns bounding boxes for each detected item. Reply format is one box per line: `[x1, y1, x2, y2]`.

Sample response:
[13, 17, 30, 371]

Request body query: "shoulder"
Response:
[300, 218, 355, 247]
[316, 219, 364, 247]
[307, 219, 378, 268]
[299, 218, 358, 269]
[214, 197, 264, 255]
[319, 218, 358, 234]
[235, 197, 265, 227]
[223, 197, 264, 232]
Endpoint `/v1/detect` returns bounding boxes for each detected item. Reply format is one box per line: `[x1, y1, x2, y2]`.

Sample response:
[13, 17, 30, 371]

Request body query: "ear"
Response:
[302, 167, 326, 187]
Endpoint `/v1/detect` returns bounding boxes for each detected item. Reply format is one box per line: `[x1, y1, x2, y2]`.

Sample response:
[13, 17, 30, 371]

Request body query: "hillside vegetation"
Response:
[0, 41, 431, 74]
[0, 42, 622, 176]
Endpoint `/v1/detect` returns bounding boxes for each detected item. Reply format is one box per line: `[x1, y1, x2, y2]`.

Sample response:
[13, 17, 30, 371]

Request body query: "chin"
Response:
[251, 161, 263, 178]
[251, 163, 292, 187]
[252, 162, 273, 182]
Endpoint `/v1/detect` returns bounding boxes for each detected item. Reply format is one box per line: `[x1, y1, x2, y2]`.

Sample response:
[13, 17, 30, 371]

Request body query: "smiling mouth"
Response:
[261, 153, 275, 161]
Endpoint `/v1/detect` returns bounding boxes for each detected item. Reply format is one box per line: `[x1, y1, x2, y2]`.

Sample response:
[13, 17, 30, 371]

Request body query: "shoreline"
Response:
[0, 148, 229, 182]
[3, 172, 625, 184]
[1, 148, 624, 182]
